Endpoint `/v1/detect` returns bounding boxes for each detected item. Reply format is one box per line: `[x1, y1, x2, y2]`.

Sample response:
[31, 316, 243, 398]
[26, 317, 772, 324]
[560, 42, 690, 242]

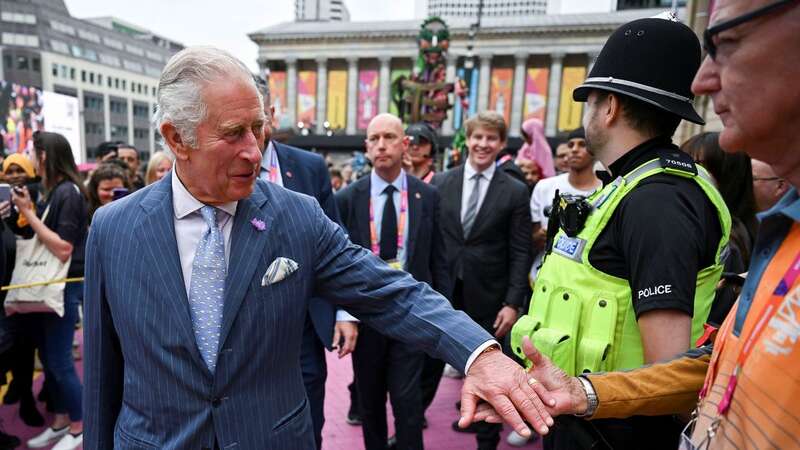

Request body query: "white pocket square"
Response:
[262, 257, 300, 286]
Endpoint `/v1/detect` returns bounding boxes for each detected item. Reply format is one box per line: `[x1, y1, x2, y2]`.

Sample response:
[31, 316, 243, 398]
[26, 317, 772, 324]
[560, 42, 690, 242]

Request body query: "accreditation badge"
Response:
[387, 259, 403, 271]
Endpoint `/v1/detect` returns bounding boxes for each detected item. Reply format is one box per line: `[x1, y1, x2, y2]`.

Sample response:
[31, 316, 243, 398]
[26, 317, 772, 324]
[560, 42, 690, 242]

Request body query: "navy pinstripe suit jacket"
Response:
[83, 174, 492, 450]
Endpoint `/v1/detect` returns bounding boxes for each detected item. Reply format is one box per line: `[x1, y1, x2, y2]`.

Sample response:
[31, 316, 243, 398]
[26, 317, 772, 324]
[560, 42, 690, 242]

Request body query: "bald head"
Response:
[365, 113, 408, 182]
[367, 113, 404, 136]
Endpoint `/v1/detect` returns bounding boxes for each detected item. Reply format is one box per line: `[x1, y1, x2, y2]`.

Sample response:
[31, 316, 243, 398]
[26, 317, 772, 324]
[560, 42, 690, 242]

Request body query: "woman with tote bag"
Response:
[8, 131, 88, 450]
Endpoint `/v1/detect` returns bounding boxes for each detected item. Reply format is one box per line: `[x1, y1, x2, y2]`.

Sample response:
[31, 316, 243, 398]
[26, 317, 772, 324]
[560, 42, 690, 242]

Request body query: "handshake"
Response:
[459, 336, 592, 438]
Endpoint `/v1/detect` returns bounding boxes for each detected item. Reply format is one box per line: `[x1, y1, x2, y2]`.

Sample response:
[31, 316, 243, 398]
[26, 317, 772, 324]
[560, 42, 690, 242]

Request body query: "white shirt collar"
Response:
[370, 169, 406, 197]
[172, 166, 238, 219]
[262, 141, 276, 171]
[464, 158, 496, 181]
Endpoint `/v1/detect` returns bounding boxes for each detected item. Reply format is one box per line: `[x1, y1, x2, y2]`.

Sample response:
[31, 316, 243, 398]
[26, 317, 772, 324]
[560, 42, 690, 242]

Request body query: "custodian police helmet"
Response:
[573, 17, 705, 125]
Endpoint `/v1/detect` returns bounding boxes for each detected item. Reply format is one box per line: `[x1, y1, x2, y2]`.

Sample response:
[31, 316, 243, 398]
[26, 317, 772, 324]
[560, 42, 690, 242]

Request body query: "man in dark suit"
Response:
[336, 113, 451, 450]
[433, 111, 532, 450]
[255, 78, 358, 449]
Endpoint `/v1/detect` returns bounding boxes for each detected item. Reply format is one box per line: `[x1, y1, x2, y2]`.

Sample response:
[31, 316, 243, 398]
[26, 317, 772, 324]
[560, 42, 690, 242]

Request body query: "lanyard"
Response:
[496, 154, 513, 166]
[266, 148, 279, 184]
[369, 175, 408, 257]
[700, 238, 800, 416]
[422, 170, 435, 184]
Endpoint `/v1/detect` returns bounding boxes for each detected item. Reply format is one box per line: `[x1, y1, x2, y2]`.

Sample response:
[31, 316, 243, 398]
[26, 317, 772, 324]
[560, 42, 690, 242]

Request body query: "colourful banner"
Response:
[297, 70, 317, 129]
[268, 71, 288, 129]
[327, 70, 347, 130]
[523, 68, 549, 122]
[558, 66, 586, 132]
[489, 68, 513, 125]
[357, 70, 379, 131]
[0, 81, 44, 159]
[389, 68, 410, 117]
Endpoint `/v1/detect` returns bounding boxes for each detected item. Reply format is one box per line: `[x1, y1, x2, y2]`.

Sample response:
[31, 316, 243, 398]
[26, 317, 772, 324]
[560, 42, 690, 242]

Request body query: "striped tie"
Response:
[462, 172, 483, 238]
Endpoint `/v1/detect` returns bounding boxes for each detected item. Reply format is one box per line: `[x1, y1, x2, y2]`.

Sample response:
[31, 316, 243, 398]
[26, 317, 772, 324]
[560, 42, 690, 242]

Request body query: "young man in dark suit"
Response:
[433, 111, 532, 450]
[256, 78, 358, 450]
[336, 113, 451, 450]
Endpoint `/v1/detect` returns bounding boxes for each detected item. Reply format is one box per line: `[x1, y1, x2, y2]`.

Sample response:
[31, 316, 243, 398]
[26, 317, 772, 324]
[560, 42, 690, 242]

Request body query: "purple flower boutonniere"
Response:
[251, 217, 266, 232]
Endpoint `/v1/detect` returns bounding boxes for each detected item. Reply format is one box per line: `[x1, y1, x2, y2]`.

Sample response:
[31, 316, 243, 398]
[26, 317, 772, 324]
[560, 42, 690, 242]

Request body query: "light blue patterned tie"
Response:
[189, 205, 227, 372]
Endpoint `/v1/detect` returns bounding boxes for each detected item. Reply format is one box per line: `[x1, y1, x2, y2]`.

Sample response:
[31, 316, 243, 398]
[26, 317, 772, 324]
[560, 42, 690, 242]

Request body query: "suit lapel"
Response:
[469, 170, 506, 239]
[274, 142, 301, 192]
[137, 176, 207, 370]
[446, 167, 466, 240]
[218, 182, 273, 349]
[406, 178, 423, 266]
[354, 178, 372, 249]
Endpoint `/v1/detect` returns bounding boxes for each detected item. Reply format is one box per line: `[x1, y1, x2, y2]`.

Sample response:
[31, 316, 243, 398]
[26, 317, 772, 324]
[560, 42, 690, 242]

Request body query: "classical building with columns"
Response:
[250, 7, 680, 150]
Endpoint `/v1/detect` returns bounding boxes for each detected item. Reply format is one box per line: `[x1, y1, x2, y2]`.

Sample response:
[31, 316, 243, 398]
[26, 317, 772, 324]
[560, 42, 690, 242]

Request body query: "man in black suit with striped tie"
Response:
[336, 113, 451, 450]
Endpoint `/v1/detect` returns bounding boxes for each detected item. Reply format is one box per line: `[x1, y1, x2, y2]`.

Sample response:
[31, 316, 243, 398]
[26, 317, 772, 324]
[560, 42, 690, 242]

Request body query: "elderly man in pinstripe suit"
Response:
[83, 46, 555, 450]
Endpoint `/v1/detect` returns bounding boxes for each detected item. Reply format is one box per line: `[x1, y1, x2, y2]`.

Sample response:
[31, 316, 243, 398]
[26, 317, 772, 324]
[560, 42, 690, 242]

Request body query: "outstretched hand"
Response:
[471, 336, 589, 425]
[458, 345, 556, 438]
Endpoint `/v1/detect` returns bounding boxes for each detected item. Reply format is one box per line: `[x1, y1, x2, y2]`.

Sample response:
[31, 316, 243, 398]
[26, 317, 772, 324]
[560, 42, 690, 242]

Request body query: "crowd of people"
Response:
[0, 140, 172, 450]
[0, 1, 798, 450]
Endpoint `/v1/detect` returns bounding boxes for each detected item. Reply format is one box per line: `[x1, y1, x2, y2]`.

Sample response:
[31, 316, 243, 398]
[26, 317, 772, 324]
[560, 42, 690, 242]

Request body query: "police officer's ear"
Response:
[603, 93, 626, 128]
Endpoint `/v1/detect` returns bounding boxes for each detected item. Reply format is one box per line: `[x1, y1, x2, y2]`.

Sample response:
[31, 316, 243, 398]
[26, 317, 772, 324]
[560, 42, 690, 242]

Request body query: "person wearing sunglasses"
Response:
[473, 1, 800, 449]
[405, 122, 438, 184]
[752, 158, 789, 212]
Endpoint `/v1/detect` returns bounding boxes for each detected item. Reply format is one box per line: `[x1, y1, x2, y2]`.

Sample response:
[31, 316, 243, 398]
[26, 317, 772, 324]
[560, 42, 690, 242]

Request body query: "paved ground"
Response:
[1, 330, 542, 450]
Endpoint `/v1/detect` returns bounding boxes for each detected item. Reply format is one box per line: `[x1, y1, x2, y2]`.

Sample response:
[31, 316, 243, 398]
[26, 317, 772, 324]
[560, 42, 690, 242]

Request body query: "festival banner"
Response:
[297, 70, 317, 129]
[489, 68, 513, 125]
[389, 68, 410, 117]
[268, 71, 289, 129]
[327, 70, 347, 130]
[557, 66, 586, 132]
[41, 91, 81, 164]
[357, 70, 379, 131]
[0, 81, 44, 159]
[523, 68, 549, 122]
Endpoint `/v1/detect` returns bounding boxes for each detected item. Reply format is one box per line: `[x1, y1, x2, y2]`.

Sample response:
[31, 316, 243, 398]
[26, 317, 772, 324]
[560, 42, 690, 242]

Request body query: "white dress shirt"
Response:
[172, 168, 237, 297]
[259, 141, 284, 186]
[370, 169, 410, 268]
[459, 161, 501, 372]
[461, 160, 496, 223]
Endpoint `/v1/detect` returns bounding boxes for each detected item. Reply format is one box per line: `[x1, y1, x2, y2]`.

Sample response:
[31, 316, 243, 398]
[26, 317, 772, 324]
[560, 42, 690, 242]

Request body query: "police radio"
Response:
[558, 194, 593, 237]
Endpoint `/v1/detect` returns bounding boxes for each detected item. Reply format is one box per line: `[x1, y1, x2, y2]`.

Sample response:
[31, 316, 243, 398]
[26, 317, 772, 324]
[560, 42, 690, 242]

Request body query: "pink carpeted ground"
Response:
[1, 331, 542, 450]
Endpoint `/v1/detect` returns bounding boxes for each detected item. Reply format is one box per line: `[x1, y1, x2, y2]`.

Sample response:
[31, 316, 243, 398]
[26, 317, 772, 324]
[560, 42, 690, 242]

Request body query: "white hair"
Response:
[152, 46, 261, 149]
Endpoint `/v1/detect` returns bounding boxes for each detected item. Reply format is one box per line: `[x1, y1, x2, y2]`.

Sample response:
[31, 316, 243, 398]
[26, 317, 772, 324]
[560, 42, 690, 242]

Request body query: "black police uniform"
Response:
[543, 15, 725, 450]
[544, 137, 722, 450]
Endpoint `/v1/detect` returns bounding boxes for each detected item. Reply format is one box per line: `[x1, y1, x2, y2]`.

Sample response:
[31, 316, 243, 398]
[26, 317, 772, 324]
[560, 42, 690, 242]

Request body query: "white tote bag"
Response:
[4, 206, 71, 317]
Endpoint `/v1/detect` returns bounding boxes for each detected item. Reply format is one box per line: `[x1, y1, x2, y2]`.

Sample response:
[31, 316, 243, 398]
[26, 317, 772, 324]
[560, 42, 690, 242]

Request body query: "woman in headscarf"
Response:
[0, 153, 44, 428]
[517, 118, 555, 179]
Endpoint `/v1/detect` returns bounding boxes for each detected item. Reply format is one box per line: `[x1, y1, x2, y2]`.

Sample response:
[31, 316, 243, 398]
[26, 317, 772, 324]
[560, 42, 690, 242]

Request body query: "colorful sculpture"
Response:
[392, 17, 468, 131]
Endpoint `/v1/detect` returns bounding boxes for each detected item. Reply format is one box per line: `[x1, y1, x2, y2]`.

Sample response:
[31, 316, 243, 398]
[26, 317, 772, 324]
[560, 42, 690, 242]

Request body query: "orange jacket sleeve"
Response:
[586, 345, 711, 419]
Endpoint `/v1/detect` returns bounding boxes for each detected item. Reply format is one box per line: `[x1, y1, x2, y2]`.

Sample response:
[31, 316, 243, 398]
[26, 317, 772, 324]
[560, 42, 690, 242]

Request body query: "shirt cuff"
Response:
[336, 310, 359, 322]
[464, 340, 500, 375]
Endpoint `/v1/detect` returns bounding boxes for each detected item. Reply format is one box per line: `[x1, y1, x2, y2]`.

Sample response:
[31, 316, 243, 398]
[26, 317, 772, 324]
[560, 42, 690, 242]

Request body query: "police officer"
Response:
[510, 16, 731, 450]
